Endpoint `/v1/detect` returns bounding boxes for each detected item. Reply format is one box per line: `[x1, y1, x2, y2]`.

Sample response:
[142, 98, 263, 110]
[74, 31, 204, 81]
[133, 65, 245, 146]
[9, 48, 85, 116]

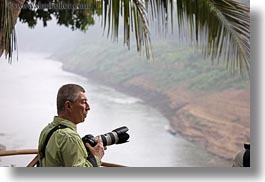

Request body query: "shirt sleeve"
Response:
[59, 130, 100, 167]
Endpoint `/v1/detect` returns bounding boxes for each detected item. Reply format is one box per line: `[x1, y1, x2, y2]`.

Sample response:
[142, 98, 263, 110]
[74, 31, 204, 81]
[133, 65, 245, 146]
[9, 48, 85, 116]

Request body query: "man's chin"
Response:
[82, 115, 87, 122]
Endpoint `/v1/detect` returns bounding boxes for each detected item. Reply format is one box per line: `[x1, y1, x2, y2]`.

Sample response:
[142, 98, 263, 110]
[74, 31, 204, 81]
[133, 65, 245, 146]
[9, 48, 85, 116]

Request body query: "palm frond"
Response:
[102, 0, 153, 59]
[0, 0, 17, 63]
[175, 0, 250, 73]
[1, 0, 250, 74]
[146, 0, 174, 36]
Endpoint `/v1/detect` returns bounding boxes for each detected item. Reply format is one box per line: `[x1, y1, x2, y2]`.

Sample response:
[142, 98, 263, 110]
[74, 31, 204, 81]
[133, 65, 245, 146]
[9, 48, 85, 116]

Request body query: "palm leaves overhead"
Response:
[101, 0, 172, 60]
[0, 0, 17, 63]
[102, 0, 152, 59]
[174, 0, 250, 73]
[145, 0, 250, 72]
[0, 0, 250, 73]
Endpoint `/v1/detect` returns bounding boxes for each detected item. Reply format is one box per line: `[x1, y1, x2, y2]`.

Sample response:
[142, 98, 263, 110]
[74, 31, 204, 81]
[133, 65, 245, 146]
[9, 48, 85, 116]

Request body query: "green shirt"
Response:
[38, 116, 101, 167]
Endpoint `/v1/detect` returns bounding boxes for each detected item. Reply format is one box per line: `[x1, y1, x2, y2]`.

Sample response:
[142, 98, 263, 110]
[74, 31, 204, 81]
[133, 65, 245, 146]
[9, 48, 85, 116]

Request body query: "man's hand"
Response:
[85, 136, 105, 160]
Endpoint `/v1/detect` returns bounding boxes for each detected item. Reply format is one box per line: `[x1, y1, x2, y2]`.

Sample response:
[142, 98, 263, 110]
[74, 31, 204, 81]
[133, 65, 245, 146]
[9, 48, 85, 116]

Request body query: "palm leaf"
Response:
[147, 0, 250, 73]
[0, 0, 250, 74]
[102, 0, 152, 59]
[0, 0, 17, 63]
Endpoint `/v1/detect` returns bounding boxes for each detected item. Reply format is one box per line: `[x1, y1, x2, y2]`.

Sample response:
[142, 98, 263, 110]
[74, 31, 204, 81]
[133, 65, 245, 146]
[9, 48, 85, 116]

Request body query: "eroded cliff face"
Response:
[59, 56, 250, 160]
[124, 75, 250, 160]
[54, 27, 250, 160]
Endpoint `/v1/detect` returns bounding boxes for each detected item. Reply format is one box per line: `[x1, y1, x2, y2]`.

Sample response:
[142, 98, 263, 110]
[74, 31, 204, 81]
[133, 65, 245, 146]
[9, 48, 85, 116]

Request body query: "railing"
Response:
[0, 149, 126, 167]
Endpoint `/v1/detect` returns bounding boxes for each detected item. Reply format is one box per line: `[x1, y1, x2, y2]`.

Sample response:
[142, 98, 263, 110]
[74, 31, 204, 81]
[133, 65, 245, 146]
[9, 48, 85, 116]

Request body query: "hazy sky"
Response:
[16, 16, 104, 53]
[15, 0, 250, 55]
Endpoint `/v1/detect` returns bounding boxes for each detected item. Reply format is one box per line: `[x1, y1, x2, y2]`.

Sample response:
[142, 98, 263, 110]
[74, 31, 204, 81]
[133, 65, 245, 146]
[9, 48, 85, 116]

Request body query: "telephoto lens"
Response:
[82, 126, 130, 147]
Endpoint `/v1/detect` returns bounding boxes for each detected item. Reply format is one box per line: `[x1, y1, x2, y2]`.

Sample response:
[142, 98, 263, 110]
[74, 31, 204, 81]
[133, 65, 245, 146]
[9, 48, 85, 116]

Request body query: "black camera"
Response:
[82, 126, 130, 147]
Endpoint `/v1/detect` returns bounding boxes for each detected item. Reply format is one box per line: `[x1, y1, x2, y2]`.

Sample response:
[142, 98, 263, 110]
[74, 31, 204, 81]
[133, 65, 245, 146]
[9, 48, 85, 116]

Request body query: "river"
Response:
[0, 52, 231, 167]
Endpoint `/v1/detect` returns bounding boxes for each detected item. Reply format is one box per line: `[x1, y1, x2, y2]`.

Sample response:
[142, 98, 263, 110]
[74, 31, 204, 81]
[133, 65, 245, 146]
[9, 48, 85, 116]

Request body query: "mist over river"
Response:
[0, 52, 231, 167]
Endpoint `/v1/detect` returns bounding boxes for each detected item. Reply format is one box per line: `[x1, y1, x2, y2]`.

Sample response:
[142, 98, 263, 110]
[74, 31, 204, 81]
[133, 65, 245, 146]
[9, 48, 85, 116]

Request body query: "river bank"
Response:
[3, 52, 221, 167]
[60, 65, 249, 161]
[51, 38, 249, 161]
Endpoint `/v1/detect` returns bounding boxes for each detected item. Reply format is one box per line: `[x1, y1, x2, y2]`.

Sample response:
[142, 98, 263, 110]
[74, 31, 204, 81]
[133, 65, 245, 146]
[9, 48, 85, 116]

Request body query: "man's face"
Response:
[70, 91, 90, 124]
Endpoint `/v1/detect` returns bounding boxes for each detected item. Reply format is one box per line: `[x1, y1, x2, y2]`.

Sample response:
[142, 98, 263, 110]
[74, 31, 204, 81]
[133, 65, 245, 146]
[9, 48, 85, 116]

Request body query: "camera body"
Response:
[82, 126, 130, 147]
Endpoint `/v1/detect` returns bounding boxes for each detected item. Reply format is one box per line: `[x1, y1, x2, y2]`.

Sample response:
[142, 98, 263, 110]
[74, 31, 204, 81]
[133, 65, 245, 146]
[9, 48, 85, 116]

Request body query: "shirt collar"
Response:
[52, 116, 77, 132]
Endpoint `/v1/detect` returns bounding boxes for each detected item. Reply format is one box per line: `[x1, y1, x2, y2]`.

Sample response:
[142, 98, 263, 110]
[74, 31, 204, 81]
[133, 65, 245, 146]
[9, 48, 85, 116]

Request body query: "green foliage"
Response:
[55, 37, 249, 94]
[19, 0, 102, 31]
[147, 0, 250, 73]
[1, 0, 250, 74]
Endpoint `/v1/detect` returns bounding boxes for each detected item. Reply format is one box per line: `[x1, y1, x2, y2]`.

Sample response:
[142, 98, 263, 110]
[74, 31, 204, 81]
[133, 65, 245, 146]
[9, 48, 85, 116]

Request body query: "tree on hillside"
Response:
[0, 0, 250, 73]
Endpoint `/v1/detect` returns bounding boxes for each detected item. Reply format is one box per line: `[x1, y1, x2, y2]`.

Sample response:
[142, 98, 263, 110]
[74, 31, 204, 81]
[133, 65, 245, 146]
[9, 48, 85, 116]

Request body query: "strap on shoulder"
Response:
[40, 124, 68, 159]
[40, 124, 99, 167]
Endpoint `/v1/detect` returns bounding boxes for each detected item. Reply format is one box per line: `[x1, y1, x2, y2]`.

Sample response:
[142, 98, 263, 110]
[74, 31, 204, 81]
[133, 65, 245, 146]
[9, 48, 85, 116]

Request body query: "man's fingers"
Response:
[97, 136, 106, 150]
[84, 137, 105, 160]
[96, 136, 103, 146]
[97, 136, 102, 142]
[85, 142, 92, 149]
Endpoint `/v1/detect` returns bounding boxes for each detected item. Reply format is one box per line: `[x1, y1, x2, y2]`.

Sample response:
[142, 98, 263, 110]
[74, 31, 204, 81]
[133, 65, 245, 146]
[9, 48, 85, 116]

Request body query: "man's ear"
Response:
[65, 101, 72, 111]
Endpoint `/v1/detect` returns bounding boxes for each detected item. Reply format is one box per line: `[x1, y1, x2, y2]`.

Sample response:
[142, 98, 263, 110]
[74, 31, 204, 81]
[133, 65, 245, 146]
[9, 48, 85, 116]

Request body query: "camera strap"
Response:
[40, 124, 98, 167]
[86, 153, 98, 167]
[40, 124, 68, 159]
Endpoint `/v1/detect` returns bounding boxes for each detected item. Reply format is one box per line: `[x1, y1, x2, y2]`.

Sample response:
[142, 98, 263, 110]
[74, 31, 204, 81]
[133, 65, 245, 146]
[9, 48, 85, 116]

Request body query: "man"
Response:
[38, 84, 105, 167]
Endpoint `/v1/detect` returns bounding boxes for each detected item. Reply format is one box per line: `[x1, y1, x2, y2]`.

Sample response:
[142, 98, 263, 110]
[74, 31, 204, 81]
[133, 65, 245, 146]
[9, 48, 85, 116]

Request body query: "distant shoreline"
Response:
[59, 66, 238, 161]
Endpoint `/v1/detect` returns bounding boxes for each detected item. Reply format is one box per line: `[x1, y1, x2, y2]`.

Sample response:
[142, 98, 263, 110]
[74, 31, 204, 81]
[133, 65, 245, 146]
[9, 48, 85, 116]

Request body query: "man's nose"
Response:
[86, 103, 90, 111]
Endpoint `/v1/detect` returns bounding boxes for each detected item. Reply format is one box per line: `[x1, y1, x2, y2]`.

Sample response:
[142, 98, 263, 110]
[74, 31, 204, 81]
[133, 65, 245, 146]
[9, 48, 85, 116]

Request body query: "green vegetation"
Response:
[2, 0, 250, 73]
[54, 37, 249, 94]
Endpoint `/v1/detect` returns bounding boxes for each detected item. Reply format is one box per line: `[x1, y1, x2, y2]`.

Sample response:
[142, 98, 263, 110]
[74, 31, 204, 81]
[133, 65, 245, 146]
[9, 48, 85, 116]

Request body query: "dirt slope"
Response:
[126, 75, 250, 159]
